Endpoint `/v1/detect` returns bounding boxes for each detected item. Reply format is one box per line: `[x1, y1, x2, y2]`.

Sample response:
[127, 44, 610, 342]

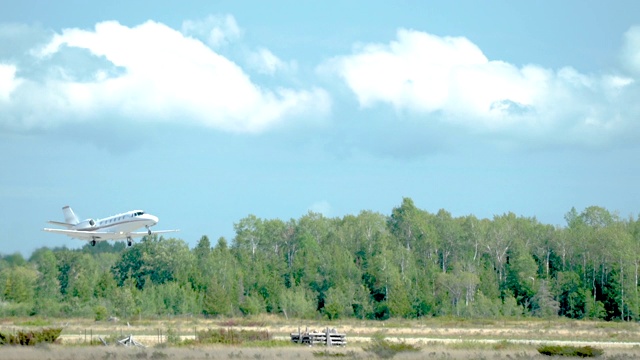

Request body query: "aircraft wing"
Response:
[128, 229, 180, 238]
[43, 228, 179, 240]
[43, 228, 119, 240]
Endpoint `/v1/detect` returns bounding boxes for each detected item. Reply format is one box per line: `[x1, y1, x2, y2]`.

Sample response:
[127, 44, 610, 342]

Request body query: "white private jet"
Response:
[43, 206, 179, 246]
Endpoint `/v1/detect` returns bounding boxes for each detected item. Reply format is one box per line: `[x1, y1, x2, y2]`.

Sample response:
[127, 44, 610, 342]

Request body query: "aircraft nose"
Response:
[149, 214, 159, 225]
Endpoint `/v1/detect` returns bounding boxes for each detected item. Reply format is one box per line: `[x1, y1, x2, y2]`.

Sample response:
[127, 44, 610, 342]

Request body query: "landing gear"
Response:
[127, 237, 133, 247]
[91, 240, 97, 247]
[146, 225, 152, 236]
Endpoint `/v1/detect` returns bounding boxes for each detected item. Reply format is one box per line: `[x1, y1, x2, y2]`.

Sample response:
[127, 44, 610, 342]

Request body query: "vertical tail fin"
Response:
[62, 206, 80, 225]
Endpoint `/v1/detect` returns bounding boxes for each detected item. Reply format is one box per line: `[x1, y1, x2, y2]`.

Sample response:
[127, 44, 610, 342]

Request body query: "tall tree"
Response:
[485, 213, 519, 286]
[112, 236, 194, 289]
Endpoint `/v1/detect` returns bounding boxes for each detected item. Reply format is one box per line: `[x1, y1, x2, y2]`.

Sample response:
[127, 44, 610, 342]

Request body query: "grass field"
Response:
[2, 316, 640, 359]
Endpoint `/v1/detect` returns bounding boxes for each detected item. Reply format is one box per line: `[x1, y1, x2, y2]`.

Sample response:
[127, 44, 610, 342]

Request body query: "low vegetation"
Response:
[537, 344, 604, 357]
[194, 328, 271, 345]
[362, 332, 421, 359]
[0, 327, 62, 346]
[312, 349, 357, 357]
[0, 319, 636, 360]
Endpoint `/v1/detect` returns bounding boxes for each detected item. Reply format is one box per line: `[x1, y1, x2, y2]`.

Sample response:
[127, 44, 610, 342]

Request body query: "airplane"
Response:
[43, 206, 179, 247]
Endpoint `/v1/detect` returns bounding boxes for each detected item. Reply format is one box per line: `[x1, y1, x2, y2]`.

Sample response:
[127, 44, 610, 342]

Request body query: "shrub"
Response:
[165, 328, 181, 345]
[95, 305, 108, 321]
[537, 345, 603, 357]
[196, 328, 271, 345]
[313, 349, 357, 357]
[0, 327, 62, 346]
[362, 332, 421, 359]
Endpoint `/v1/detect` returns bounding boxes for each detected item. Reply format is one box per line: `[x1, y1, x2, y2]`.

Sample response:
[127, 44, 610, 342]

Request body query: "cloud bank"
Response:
[325, 28, 639, 147]
[181, 14, 242, 48]
[1, 19, 329, 133]
[1, 16, 640, 152]
[623, 26, 640, 75]
[0, 64, 21, 100]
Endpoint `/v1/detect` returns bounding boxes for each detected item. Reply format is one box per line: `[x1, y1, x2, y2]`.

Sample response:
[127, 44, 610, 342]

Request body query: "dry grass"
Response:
[3, 344, 640, 360]
[0, 344, 541, 360]
[2, 317, 640, 359]
[1, 342, 640, 359]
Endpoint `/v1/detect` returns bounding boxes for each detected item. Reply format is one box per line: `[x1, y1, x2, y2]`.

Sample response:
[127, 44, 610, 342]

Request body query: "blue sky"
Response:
[2, 1, 640, 255]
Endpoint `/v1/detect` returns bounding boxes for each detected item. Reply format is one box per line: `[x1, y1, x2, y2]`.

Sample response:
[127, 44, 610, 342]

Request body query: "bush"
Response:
[196, 328, 271, 345]
[239, 295, 265, 316]
[313, 349, 357, 357]
[362, 332, 421, 359]
[95, 305, 108, 321]
[165, 328, 181, 345]
[0, 327, 62, 346]
[538, 345, 604, 357]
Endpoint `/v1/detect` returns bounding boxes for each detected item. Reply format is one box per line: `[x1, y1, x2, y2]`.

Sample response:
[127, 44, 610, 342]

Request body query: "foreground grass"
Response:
[4, 344, 640, 360]
[537, 344, 604, 357]
[0, 344, 546, 360]
[362, 332, 422, 359]
[2, 316, 640, 359]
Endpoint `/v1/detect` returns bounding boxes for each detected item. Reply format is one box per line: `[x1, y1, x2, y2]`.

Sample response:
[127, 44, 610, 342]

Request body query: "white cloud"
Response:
[622, 26, 640, 74]
[247, 47, 296, 75]
[0, 64, 22, 100]
[8, 20, 330, 133]
[325, 28, 640, 145]
[181, 14, 241, 48]
[603, 75, 634, 99]
[328, 29, 547, 121]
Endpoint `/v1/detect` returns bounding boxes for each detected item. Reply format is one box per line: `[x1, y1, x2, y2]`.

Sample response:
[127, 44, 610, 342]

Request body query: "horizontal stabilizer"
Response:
[47, 221, 75, 229]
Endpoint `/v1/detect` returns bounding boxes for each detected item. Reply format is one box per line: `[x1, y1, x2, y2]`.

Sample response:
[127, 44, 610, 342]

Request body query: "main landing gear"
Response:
[127, 237, 133, 247]
[91, 239, 97, 246]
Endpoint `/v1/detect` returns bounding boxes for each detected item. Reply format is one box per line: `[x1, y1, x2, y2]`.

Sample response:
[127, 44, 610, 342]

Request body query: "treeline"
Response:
[1, 198, 640, 321]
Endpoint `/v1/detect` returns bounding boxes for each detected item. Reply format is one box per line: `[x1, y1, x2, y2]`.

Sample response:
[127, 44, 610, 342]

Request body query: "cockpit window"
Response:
[134, 211, 144, 216]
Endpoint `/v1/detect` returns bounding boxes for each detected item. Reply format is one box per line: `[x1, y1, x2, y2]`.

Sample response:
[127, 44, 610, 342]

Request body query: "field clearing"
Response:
[2, 317, 640, 359]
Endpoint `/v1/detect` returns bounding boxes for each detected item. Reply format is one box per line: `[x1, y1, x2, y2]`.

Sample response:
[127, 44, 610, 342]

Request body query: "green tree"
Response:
[279, 285, 316, 319]
[190, 235, 213, 293]
[0, 265, 37, 303]
[202, 238, 242, 316]
[434, 209, 462, 273]
[485, 213, 519, 286]
[30, 248, 61, 315]
[437, 269, 479, 316]
[531, 281, 559, 318]
[555, 271, 586, 319]
[505, 251, 537, 310]
[388, 198, 430, 253]
[1, 253, 27, 267]
[112, 236, 194, 289]
[323, 287, 352, 319]
[94, 270, 117, 300]
[112, 277, 138, 318]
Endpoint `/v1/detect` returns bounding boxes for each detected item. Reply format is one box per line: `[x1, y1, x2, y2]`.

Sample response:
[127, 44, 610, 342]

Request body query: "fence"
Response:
[290, 327, 347, 346]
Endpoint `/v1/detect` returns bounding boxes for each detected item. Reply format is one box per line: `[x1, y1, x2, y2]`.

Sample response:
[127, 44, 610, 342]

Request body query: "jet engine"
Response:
[78, 218, 97, 229]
